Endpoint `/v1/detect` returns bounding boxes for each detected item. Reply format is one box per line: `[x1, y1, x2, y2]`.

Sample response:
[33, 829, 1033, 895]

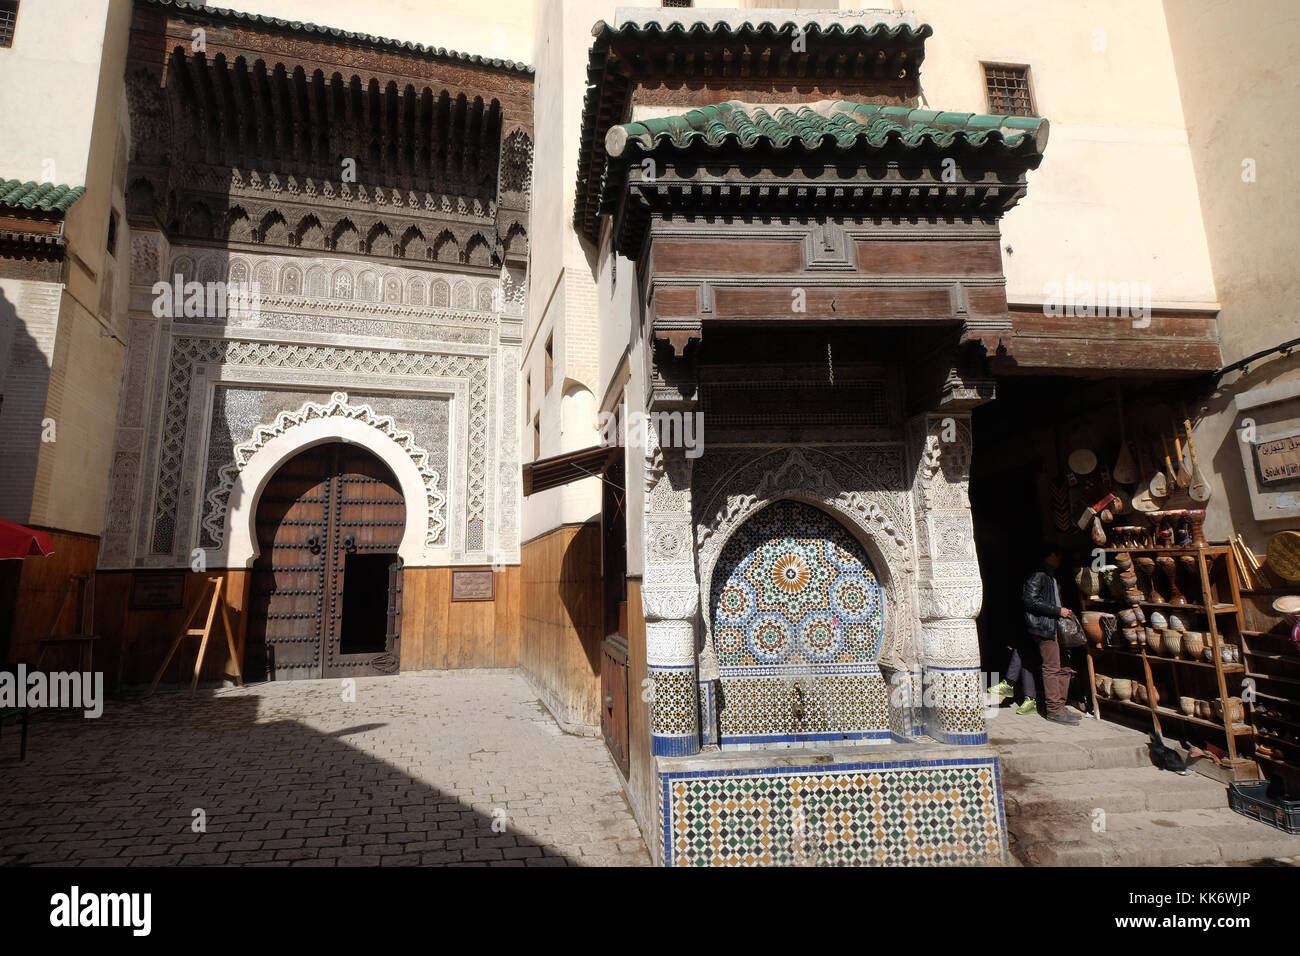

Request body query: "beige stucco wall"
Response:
[0, 0, 132, 535]
[914, 0, 1217, 310]
[1163, 0, 1300, 548]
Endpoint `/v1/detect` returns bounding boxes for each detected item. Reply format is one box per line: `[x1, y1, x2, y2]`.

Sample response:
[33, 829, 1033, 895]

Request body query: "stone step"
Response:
[996, 736, 1151, 775]
[1004, 766, 1229, 817]
[1011, 806, 1300, 867]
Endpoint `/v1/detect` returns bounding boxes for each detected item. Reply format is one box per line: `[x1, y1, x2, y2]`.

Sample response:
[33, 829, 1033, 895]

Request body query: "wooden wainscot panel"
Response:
[95, 569, 250, 686]
[520, 524, 603, 732]
[651, 285, 702, 320]
[966, 286, 1010, 317]
[398, 566, 520, 671]
[1005, 305, 1222, 373]
[650, 238, 805, 276]
[854, 238, 1004, 277]
[7, 531, 101, 666]
[712, 285, 956, 322]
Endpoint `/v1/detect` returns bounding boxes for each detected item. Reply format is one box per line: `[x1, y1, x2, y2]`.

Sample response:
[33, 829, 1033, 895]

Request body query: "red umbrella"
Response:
[0, 518, 55, 559]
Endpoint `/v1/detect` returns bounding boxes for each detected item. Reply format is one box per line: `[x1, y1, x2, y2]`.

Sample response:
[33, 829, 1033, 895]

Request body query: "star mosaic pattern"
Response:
[711, 499, 884, 668]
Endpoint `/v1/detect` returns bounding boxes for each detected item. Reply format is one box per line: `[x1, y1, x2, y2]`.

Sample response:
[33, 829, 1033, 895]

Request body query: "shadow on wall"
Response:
[0, 689, 574, 866]
[560, 521, 604, 677]
[0, 284, 55, 661]
[1204, 352, 1300, 550]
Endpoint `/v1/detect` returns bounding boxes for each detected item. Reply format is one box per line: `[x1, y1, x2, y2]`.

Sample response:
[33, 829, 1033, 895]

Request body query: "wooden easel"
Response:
[147, 577, 243, 696]
[34, 574, 99, 672]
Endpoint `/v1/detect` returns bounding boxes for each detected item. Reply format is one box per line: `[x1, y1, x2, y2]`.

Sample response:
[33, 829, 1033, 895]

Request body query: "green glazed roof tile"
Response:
[0, 180, 87, 213]
[607, 101, 1050, 158]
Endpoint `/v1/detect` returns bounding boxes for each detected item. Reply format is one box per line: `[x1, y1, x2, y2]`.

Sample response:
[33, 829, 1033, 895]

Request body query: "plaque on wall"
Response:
[451, 570, 495, 602]
[130, 572, 187, 608]
[1255, 432, 1300, 485]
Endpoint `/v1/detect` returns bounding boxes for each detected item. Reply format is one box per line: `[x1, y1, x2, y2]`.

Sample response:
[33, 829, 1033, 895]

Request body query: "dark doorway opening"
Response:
[340, 552, 399, 654]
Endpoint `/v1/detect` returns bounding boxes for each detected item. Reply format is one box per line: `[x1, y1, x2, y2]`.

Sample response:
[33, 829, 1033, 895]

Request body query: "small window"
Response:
[983, 63, 1035, 117]
[106, 211, 118, 257]
[0, 2, 18, 49]
[533, 415, 541, 461]
[525, 373, 531, 418]
[662, 0, 693, 7]
[544, 334, 554, 393]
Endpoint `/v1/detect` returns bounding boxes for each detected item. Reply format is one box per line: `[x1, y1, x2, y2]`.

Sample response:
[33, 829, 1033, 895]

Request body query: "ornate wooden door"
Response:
[248, 443, 406, 681]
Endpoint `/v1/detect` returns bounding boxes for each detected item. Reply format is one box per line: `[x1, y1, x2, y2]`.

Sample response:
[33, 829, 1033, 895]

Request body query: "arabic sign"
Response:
[1256, 433, 1300, 485]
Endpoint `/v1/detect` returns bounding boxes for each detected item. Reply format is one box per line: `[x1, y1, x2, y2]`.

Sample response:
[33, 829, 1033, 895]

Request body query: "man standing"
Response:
[1022, 546, 1080, 725]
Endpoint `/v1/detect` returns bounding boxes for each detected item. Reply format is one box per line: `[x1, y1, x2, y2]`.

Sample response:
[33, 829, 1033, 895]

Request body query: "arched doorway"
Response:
[247, 442, 406, 681]
[710, 499, 888, 745]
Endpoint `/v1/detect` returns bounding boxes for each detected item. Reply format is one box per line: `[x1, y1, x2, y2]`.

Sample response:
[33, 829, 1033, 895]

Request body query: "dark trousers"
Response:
[1006, 645, 1038, 701]
[1034, 633, 1074, 717]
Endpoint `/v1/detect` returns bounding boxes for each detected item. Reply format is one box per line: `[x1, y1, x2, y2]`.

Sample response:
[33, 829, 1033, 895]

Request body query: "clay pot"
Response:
[1202, 644, 1215, 664]
[1136, 556, 1163, 602]
[1124, 627, 1142, 647]
[1158, 556, 1186, 605]
[1168, 613, 1189, 631]
[1115, 553, 1133, 572]
[1082, 610, 1117, 647]
[1149, 610, 1168, 629]
[1182, 631, 1205, 659]
[1195, 700, 1212, 719]
[1162, 629, 1183, 657]
[1186, 510, 1208, 549]
[1112, 679, 1134, 701]
[1209, 698, 1243, 725]
[1142, 626, 1156, 648]
[1230, 645, 1240, 663]
[1075, 567, 1102, 601]
[1119, 607, 1140, 628]
[1099, 676, 1113, 697]
[1135, 684, 1148, 705]
[1179, 696, 1196, 716]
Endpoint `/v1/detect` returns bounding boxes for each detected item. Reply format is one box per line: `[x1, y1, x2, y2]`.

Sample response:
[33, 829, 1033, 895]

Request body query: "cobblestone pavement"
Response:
[0, 671, 651, 867]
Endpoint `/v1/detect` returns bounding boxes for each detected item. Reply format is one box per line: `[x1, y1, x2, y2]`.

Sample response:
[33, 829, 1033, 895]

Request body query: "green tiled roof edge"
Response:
[0, 180, 88, 213]
[572, 20, 934, 237]
[609, 101, 1050, 156]
[143, 0, 533, 75]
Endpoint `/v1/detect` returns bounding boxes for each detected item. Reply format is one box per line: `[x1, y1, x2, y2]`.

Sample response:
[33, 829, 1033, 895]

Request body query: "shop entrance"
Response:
[247, 442, 405, 681]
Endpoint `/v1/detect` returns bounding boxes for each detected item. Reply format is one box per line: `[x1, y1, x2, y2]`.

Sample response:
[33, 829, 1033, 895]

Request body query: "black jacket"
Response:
[1023, 566, 1062, 638]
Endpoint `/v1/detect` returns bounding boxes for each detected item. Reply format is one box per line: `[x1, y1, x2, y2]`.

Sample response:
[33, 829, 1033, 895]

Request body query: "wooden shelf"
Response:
[1081, 598, 1235, 614]
[1246, 670, 1300, 688]
[1152, 705, 1253, 736]
[1091, 645, 1243, 672]
[1253, 731, 1300, 750]
[1102, 546, 1231, 554]
[1252, 711, 1300, 733]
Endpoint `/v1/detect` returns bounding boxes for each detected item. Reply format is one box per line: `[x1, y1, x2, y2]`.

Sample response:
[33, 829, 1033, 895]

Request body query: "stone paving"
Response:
[0, 671, 651, 867]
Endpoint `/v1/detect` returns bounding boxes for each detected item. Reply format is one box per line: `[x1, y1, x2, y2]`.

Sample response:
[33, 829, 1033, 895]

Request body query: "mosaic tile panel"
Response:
[650, 666, 699, 756]
[660, 757, 1007, 867]
[924, 667, 988, 745]
[711, 499, 888, 743]
[717, 673, 890, 742]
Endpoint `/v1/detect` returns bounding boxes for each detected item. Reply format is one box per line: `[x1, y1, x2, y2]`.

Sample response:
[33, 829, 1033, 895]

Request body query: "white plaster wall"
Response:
[0, 0, 114, 187]
[212, 0, 535, 65]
